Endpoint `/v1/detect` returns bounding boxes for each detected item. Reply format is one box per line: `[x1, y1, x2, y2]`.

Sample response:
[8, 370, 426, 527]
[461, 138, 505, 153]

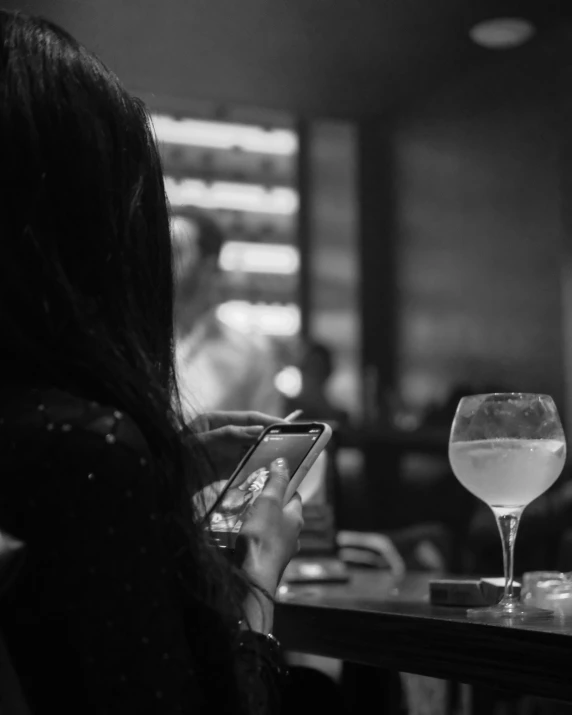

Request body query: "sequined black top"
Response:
[0, 386, 283, 714]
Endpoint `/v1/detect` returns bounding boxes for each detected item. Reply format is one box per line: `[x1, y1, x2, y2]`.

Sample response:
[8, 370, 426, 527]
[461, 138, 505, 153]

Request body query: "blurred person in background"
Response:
[284, 340, 349, 427]
[172, 208, 283, 419]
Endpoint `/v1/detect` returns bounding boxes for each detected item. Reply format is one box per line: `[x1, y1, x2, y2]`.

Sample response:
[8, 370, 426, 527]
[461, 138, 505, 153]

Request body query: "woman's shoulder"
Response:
[0, 384, 150, 458]
[0, 386, 156, 541]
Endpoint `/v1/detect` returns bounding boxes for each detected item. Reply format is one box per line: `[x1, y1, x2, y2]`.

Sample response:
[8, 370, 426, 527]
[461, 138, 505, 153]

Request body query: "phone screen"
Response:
[208, 423, 325, 537]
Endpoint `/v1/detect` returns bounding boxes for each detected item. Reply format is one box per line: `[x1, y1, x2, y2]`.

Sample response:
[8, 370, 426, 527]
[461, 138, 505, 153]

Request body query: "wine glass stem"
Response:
[492, 507, 523, 604]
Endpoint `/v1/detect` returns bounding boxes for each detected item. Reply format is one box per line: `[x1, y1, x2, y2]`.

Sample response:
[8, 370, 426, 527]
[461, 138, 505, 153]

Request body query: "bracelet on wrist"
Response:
[236, 628, 288, 678]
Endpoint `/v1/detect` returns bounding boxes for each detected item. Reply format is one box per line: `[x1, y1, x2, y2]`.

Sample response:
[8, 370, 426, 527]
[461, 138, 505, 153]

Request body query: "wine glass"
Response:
[449, 393, 566, 620]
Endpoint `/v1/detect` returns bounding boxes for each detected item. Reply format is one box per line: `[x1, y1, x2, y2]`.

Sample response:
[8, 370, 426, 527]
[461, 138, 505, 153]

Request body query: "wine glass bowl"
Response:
[449, 393, 566, 621]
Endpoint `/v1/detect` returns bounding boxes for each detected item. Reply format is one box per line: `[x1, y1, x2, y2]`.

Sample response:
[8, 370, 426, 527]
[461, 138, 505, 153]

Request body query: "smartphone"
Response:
[207, 421, 332, 549]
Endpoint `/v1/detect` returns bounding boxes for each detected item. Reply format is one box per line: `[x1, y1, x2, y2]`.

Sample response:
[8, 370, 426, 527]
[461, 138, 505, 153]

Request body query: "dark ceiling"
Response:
[3, 0, 569, 118]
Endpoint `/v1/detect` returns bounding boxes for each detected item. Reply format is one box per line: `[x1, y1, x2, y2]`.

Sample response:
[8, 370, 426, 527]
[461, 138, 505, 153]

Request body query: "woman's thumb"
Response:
[261, 458, 290, 501]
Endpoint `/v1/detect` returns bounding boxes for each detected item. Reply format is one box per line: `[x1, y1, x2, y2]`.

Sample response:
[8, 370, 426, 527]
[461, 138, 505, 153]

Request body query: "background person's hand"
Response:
[236, 458, 303, 598]
[188, 411, 285, 481]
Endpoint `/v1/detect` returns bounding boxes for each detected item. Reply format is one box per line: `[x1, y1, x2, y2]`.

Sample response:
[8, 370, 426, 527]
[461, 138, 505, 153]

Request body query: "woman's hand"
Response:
[189, 411, 284, 481]
[236, 458, 304, 599]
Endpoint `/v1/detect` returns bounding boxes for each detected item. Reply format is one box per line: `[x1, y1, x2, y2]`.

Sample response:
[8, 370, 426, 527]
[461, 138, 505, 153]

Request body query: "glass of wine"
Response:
[449, 393, 566, 620]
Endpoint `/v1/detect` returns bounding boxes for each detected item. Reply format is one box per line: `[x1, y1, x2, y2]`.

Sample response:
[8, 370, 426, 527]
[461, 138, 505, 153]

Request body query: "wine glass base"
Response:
[467, 602, 554, 622]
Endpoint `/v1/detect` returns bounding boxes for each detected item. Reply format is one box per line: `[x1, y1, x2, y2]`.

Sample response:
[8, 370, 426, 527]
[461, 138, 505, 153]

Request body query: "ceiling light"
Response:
[165, 177, 298, 215]
[469, 17, 535, 49]
[151, 114, 297, 155]
[216, 301, 301, 336]
[219, 242, 299, 275]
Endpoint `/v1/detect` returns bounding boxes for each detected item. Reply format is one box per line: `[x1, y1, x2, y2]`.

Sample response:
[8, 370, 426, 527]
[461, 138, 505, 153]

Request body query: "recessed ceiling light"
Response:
[469, 17, 536, 49]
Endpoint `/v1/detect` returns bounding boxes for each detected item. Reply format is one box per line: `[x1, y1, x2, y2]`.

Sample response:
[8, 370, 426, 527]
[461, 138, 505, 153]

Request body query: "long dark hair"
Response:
[0, 8, 248, 691]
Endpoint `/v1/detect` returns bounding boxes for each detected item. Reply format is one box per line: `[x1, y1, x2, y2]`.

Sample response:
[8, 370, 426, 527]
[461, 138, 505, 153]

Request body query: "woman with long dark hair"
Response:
[0, 10, 303, 713]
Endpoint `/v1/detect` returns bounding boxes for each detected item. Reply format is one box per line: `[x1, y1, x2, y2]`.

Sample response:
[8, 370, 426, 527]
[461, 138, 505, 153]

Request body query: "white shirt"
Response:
[176, 312, 283, 419]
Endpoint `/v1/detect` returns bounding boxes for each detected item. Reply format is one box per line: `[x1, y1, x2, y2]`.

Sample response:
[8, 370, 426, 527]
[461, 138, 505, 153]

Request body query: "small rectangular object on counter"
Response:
[429, 577, 521, 607]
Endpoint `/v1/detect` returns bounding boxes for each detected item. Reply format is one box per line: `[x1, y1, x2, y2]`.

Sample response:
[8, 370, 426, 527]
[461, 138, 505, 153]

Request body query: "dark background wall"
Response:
[389, 34, 567, 418]
[348, 29, 571, 534]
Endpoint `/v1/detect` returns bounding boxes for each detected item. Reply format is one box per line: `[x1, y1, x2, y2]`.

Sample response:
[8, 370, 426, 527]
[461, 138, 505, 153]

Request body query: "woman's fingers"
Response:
[283, 491, 303, 524]
[259, 458, 290, 502]
[288, 491, 302, 505]
[201, 425, 264, 443]
[237, 472, 304, 596]
[200, 411, 286, 430]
